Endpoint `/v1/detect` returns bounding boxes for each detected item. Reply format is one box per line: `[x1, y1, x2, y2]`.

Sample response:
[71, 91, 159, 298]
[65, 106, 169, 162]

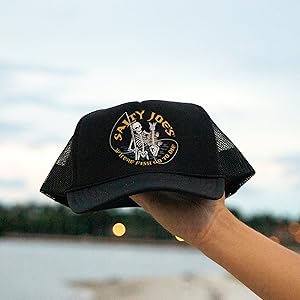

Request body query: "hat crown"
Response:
[72, 100, 220, 190]
[40, 100, 255, 212]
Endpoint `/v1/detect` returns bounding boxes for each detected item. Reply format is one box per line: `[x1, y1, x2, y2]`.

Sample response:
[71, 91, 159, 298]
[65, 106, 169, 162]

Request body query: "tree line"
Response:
[0, 202, 299, 247]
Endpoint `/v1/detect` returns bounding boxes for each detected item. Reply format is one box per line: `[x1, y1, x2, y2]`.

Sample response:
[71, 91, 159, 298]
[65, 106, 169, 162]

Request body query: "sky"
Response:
[0, 0, 300, 218]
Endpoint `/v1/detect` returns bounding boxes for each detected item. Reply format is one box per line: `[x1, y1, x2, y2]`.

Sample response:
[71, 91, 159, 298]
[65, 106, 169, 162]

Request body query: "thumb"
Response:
[129, 192, 158, 213]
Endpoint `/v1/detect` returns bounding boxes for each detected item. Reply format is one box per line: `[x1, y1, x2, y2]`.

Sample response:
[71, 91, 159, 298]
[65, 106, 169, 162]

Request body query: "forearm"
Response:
[195, 208, 300, 300]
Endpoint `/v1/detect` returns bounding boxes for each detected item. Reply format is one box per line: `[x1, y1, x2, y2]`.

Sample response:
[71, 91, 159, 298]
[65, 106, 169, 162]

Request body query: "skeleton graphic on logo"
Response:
[109, 110, 178, 166]
[128, 121, 163, 160]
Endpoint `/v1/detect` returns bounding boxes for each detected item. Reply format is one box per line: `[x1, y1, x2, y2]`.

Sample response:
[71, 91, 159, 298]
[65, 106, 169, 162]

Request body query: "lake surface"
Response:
[0, 238, 225, 300]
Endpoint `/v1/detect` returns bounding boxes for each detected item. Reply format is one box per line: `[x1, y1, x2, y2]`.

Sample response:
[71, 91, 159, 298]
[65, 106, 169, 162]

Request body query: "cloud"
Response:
[0, 64, 299, 216]
[278, 153, 300, 172]
[0, 102, 81, 144]
[276, 153, 300, 186]
[0, 62, 96, 116]
[0, 121, 28, 134]
[228, 186, 300, 219]
[0, 62, 82, 105]
[0, 142, 64, 205]
[0, 1, 299, 217]
[0, 178, 26, 189]
[0, 61, 81, 75]
[1, 1, 299, 77]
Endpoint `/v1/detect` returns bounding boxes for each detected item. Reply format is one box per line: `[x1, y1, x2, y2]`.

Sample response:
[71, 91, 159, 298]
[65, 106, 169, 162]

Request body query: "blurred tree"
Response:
[0, 202, 298, 248]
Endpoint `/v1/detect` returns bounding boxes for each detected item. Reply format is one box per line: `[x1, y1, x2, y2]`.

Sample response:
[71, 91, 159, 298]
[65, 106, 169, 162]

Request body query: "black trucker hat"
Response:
[40, 100, 255, 214]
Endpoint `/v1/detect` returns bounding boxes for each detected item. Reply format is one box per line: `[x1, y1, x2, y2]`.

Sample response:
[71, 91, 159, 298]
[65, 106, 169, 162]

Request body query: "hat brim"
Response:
[67, 173, 225, 214]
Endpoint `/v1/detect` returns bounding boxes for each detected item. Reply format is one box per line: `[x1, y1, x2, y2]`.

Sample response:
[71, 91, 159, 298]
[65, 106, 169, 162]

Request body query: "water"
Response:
[0, 238, 225, 300]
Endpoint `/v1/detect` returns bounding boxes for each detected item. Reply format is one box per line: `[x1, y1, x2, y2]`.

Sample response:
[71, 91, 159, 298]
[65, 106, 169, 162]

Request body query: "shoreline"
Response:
[0, 232, 188, 247]
[1, 233, 300, 252]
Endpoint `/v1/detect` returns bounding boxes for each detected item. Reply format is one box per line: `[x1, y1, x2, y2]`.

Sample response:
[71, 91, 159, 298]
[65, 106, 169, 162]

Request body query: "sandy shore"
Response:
[69, 273, 260, 300]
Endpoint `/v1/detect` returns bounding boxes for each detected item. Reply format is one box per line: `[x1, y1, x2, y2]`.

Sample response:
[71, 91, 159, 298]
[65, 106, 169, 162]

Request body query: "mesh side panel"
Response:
[211, 122, 255, 197]
[40, 137, 73, 206]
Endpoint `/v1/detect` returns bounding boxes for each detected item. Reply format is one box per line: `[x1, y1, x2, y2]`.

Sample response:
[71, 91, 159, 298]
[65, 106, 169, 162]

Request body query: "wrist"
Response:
[192, 207, 237, 250]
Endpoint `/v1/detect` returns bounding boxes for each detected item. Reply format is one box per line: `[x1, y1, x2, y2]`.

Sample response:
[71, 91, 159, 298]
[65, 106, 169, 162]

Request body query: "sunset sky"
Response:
[1, 0, 300, 217]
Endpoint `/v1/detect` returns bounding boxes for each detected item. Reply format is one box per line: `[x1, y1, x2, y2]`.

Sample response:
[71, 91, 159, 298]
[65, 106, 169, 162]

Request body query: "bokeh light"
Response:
[175, 235, 184, 242]
[288, 222, 300, 235]
[294, 231, 300, 244]
[112, 223, 126, 237]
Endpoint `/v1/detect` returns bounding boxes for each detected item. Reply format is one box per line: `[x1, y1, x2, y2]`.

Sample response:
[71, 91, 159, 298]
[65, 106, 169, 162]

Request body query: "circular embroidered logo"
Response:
[109, 109, 178, 166]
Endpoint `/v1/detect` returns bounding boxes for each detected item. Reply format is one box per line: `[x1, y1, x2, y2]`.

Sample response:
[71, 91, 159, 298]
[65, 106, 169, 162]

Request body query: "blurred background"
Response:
[1, 1, 299, 299]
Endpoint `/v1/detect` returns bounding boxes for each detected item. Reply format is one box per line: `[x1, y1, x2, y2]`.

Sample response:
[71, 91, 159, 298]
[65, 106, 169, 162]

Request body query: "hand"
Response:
[132, 191, 300, 300]
[129, 191, 226, 248]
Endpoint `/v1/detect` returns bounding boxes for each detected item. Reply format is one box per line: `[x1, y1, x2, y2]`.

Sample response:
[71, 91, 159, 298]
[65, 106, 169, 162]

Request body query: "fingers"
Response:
[129, 194, 143, 206]
[129, 192, 156, 212]
[130, 191, 174, 214]
[130, 191, 184, 214]
[130, 191, 226, 216]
